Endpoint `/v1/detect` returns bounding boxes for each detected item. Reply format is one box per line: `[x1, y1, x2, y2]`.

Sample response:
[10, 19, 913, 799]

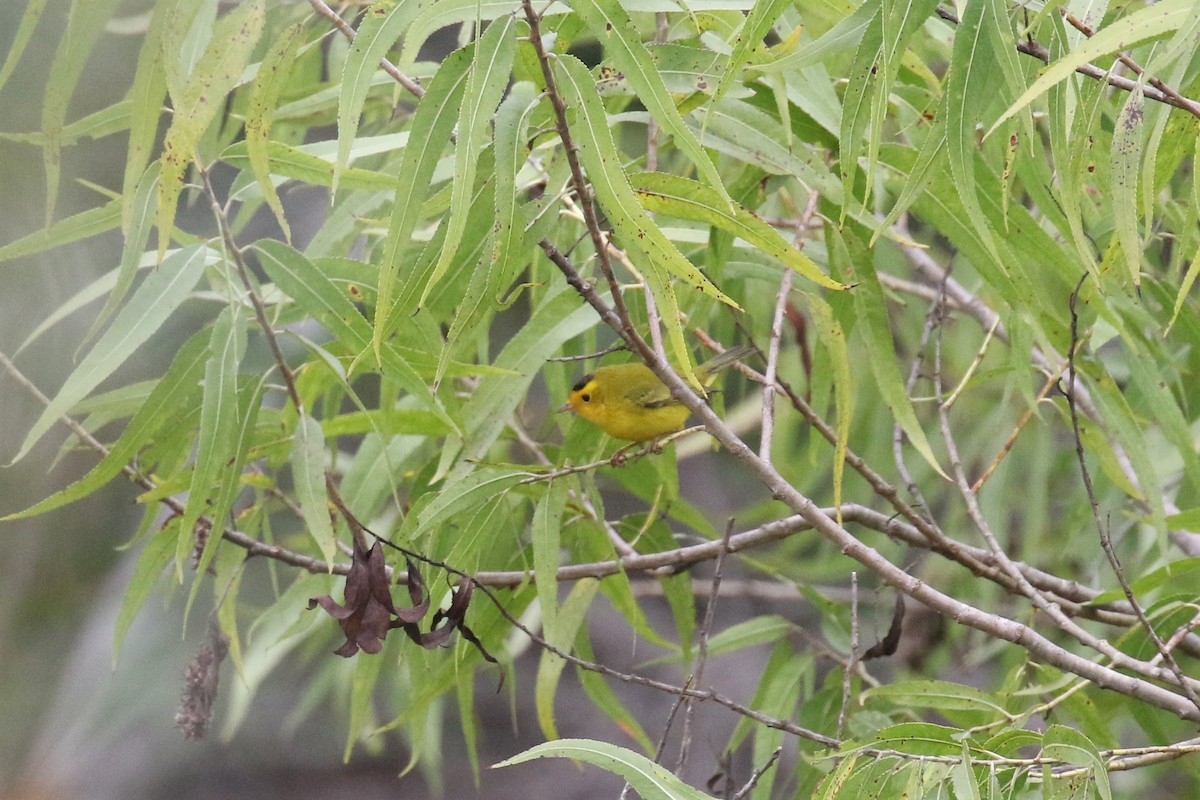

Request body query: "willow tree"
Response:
[4, 0, 1200, 796]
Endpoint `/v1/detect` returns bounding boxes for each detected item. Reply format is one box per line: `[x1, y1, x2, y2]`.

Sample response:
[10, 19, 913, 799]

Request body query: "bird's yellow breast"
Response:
[563, 363, 692, 442]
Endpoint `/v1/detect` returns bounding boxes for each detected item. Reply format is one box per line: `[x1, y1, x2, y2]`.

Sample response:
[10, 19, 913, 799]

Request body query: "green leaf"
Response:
[157, 0, 265, 259]
[223, 138, 400, 190]
[494, 739, 717, 800]
[3, 330, 208, 520]
[112, 515, 178, 665]
[1111, 84, 1146, 291]
[174, 304, 247, 578]
[757, 0, 876, 75]
[988, 0, 1196, 137]
[703, 615, 792, 656]
[82, 163, 160, 351]
[439, 81, 538, 383]
[943, 0, 1001, 266]
[402, 467, 524, 540]
[865, 680, 1010, 716]
[12, 244, 211, 463]
[536, 579, 599, 740]
[709, 0, 790, 103]
[1042, 724, 1111, 800]
[628, 171, 847, 291]
[0, 0, 50, 94]
[293, 410, 337, 566]
[40, 0, 124, 223]
[374, 45, 473, 356]
[419, 14, 517, 311]
[335, 0, 432, 195]
[254, 239, 457, 433]
[533, 481, 569, 629]
[806, 293, 852, 513]
[831, 228, 946, 479]
[247, 23, 305, 241]
[569, 0, 733, 208]
[0, 198, 122, 265]
[573, 629, 654, 753]
[553, 54, 737, 378]
[122, 0, 172, 235]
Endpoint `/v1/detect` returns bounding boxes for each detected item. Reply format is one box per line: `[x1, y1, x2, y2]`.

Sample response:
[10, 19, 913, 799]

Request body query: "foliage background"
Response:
[2, 0, 1200, 798]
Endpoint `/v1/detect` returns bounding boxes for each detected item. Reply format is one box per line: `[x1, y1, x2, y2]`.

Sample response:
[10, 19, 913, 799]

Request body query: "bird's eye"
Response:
[580, 393, 591, 402]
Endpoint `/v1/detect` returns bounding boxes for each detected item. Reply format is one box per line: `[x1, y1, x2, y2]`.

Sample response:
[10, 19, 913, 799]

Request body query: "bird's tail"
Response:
[696, 344, 757, 383]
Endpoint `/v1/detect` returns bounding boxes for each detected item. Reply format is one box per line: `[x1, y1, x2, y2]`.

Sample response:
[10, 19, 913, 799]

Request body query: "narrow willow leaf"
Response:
[254, 240, 456, 432]
[988, 0, 1194, 137]
[866, 680, 1010, 716]
[873, 122, 945, 245]
[406, 0, 539, 60]
[439, 81, 538, 383]
[1111, 84, 1145, 291]
[806, 293, 852, 514]
[699, 99, 839, 197]
[598, 45, 742, 100]
[13, 245, 210, 463]
[832, 228, 947, 479]
[0, 0, 50, 94]
[536, 579, 599, 740]
[3, 331, 208, 521]
[335, 0, 433, 195]
[40, 0, 124, 224]
[456, 666, 482, 781]
[293, 410, 337, 565]
[943, 0, 1001, 265]
[222, 139, 399, 191]
[419, 14, 517, 310]
[112, 516, 178, 665]
[157, 0, 266, 260]
[703, 615, 792, 656]
[188, 380, 264, 615]
[494, 738, 716, 800]
[374, 46, 473, 356]
[533, 481, 569, 630]
[344, 626, 387, 761]
[628, 171, 847, 290]
[247, 23, 305, 241]
[838, 0, 937, 216]
[569, 0, 733, 207]
[950, 745, 982, 800]
[403, 467, 524, 540]
[1088, 371, 1163, 524]
[573, 630, 654, 753]
[122, 0, 173, 234]
[554, 54, 738, 379]
[1168, 240, 1200, 332]
[0, 198, 121, 265]
[174, 305, 247, 577]
[213, 540, 248, 677]
[710, 0, 790, 103]
[458, 284, 599, 462]
[757, 0, 876, 74]
[82, 163, 160, 351]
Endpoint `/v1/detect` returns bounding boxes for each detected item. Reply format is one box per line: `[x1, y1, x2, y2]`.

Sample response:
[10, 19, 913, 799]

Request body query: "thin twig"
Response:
[836, 572, 859, 738]
[731, 747, 783, 800]
[676, 519, 735, 775]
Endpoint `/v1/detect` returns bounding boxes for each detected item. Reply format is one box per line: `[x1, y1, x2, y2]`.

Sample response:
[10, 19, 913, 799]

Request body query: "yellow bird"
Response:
[558, 345, 756, 442]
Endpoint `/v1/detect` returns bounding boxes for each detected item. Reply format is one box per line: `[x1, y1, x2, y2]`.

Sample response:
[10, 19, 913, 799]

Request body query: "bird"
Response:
[558, 345, 755, 442]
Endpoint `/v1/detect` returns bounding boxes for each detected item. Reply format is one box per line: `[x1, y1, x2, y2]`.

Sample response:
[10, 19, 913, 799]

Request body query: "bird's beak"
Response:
[557, 402, 574, 414]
